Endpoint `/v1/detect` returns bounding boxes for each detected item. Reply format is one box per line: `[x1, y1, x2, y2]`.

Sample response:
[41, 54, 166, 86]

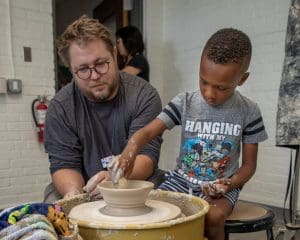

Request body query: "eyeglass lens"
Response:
[76, 62, 109, 80]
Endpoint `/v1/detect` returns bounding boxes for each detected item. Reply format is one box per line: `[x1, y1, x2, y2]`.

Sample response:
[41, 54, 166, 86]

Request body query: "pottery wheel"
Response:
[69, 200, 182, 225]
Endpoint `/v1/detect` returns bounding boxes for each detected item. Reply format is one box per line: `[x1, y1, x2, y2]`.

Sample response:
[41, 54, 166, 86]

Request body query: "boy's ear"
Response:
[238, 72, 249, 86]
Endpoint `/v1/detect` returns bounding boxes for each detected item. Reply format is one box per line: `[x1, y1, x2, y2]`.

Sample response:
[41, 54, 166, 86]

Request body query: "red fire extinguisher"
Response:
[32, 96, 48, 143]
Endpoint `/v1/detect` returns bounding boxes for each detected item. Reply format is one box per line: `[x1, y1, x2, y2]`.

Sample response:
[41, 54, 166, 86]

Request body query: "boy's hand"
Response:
[107, 155, 124, 184]
[201, 178, 232, 198]
[118, 154, 135, 178]
[118, 138, 138, 177]
[107, 154, 135, 184]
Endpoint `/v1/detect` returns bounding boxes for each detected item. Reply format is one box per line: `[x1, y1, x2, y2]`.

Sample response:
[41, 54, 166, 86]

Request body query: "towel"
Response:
[0, 203, 79, 240]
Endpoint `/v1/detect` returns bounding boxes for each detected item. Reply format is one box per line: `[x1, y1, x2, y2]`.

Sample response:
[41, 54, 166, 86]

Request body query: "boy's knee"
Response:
[206, 207, 227, 227]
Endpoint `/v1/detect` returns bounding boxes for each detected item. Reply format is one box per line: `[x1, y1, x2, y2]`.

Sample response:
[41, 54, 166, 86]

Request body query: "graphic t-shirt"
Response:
[157, 90, 268, 184]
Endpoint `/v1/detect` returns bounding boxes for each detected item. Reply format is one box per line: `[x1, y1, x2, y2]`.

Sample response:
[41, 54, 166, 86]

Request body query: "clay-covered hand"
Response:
[118, 154, 135, 178]
[63, 189, 82, 199]
[83, 171, 110, 200]
[107, 155, 124, 184]
[119, 139, 138, 177]
[201, 178, 232, 198]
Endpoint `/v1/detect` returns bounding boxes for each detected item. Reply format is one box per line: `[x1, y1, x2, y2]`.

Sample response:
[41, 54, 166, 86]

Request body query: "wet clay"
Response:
[98, 180, 154, 217]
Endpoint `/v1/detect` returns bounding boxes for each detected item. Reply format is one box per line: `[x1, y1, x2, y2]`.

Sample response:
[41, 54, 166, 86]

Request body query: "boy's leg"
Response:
[205, 197, 233, 240]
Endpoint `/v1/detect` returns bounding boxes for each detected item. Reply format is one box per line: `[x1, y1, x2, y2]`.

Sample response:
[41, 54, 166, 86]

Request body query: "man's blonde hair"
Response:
[57, 15, 114, 67]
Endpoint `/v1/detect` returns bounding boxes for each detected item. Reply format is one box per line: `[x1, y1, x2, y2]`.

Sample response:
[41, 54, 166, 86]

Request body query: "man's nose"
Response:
[90, 68, 100, 80]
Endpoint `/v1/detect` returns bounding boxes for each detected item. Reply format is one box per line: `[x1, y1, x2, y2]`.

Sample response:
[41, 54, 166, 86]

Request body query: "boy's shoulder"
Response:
[234, 91, 259, 108]
[172, 90, 200, 101]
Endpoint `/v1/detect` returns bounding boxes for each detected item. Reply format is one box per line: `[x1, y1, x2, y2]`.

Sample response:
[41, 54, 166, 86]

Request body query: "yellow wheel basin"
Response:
[57, 190, 209, 240]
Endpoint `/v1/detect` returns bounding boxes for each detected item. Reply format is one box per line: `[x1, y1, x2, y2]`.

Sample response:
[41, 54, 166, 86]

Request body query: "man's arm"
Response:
[229, 143, 258, 190]
[52, 169, 85, 198]
[45, 96, 84, 199]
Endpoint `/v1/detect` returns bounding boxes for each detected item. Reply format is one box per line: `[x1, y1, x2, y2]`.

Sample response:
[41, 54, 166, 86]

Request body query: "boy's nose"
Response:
[205, 87, 216, 99]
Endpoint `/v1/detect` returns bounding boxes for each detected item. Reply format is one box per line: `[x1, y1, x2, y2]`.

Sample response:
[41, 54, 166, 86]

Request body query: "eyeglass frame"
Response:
[74, 61, 110, 80]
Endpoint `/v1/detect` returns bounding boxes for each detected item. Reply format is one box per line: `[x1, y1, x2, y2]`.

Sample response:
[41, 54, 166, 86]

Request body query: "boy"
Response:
[117, 28, 268, 240]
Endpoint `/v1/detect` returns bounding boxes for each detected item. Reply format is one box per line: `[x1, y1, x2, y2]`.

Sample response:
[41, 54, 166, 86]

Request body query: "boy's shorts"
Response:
[158, 170, 240, 207]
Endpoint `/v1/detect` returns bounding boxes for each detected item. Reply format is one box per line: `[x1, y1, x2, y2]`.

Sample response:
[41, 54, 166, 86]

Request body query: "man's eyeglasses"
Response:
[74, 61, 110, 80]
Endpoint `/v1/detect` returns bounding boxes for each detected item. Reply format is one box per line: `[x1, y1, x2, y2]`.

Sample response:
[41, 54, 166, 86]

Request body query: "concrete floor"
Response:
[228, 202, 300, 240]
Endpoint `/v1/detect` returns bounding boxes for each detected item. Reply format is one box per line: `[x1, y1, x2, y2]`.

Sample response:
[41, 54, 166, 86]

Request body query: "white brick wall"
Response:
[0, 0, 54, 209]
[145, 0, 293, 208]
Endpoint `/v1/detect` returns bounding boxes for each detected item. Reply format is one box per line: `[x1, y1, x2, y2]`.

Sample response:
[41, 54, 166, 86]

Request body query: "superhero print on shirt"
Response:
[182, 138, 234, 181]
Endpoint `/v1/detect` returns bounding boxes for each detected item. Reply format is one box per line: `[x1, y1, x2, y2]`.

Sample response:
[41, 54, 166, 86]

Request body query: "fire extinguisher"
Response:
[32, 96, 48, 143]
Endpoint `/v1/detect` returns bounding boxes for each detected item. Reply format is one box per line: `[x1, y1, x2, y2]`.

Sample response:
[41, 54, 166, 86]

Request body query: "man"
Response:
[43, 16, 162, 202]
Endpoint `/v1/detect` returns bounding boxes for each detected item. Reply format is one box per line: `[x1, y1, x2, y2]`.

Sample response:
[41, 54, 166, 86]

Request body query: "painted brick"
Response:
[0, 0, 54, 207]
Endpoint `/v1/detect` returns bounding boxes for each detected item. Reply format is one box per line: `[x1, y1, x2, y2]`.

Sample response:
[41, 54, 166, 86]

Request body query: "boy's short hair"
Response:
[57, 15, 114, 67]
[203, 28, 252, 64]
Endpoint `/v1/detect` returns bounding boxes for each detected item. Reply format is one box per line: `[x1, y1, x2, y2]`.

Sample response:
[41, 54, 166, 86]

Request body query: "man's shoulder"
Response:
[48, 82, 76, 113]
[120, 72, 157, 95]
[52, 81, 75, 104]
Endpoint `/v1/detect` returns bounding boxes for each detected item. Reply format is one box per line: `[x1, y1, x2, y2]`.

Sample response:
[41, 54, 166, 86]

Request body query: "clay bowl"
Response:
[98, 180, 154, 216]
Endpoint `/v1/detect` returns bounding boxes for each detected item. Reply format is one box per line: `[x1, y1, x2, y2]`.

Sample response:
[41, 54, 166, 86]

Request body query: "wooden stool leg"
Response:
[267, 228, 274, 240]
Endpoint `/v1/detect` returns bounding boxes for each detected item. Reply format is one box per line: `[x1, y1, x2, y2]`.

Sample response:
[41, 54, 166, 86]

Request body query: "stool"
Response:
[224, 201, 276, 240]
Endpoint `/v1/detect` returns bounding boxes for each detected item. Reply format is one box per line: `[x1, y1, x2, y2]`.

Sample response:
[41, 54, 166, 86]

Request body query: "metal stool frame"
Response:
[224, 202, 276, 240]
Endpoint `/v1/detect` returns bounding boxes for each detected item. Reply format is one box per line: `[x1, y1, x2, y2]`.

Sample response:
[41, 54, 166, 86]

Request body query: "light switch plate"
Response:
[7, 79, 22, 94]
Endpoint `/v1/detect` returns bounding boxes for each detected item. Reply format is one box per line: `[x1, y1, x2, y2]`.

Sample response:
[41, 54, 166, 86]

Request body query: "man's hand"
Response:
[63, 189, 82, 199]
[83, 171, 110, 200]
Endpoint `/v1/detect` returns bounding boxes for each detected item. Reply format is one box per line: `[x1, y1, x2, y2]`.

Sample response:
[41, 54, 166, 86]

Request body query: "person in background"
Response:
[117, 28, 268, 240]
[115, 26, 150, 82]
[43, 16, 162, 202]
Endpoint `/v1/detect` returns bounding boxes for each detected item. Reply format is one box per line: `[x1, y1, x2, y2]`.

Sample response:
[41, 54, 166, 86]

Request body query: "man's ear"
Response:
[238, 72, 249, 86]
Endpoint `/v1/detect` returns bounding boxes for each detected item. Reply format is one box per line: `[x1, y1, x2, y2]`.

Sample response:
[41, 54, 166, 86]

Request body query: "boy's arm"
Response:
[120, 118, 167, 177]
[229, 143, 258, 190]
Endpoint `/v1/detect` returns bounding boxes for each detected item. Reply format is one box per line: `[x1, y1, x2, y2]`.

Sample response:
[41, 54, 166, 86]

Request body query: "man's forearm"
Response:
[52, 169, 85, 197]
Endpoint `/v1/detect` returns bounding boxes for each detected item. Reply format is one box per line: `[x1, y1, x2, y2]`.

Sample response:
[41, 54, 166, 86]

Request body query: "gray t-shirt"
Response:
[45, 72, 162, 182]
[158, 90, 268, 184]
